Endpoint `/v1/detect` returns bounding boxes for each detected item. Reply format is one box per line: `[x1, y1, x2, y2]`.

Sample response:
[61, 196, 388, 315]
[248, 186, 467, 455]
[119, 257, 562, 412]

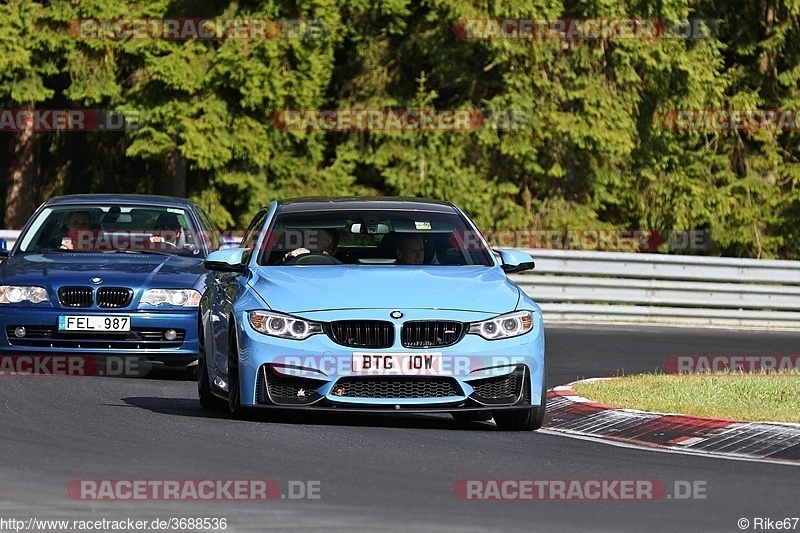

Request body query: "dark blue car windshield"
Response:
[18, 204, 204, 256]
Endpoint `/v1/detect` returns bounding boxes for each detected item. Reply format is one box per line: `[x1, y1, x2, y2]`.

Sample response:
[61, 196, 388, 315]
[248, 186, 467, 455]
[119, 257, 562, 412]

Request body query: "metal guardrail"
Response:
[0, 230, 20, 252]
[1, 229, 796, 328]
[510, 249, 800, 329]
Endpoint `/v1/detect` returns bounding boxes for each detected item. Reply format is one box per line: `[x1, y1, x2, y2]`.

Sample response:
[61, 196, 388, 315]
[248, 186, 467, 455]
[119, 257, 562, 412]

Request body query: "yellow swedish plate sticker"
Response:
[415, 221, 432, 230]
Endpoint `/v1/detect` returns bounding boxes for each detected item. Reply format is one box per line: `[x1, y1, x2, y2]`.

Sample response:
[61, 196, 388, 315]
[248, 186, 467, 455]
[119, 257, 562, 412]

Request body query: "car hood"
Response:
[0, 252, 206, 289]
[249, 266, 522, 314]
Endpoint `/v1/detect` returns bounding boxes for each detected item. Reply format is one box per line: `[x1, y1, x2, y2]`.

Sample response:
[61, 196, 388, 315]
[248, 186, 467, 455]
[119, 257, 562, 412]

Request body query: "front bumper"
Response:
[229, 310, 545, 412]
[0, 307, 198, 366]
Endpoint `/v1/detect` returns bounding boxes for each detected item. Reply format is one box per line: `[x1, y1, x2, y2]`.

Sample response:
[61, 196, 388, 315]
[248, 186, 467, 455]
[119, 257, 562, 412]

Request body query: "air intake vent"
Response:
[328, 320, 394, 348]
[332, 377, 461, 398]
[401, 321, 464, 348]
[58, 287, 93, 307]
[97, 287, 133, 308]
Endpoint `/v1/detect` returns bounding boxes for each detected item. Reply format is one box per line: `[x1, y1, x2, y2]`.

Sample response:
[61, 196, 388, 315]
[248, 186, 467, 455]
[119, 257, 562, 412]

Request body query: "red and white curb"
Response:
[543, 379, 800, 465]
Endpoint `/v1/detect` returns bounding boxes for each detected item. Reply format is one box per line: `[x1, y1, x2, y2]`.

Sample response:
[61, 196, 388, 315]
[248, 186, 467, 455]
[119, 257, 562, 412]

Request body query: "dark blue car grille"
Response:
[57, 286, 133, 308]
[327, 321, 394, 348]
[58, 287, 93, 307]
[97, 288, 133, 308]
[5, 326, 185, 349]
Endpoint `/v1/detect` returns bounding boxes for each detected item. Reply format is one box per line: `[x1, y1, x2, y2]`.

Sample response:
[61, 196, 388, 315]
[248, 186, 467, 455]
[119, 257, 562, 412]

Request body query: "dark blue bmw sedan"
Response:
[0, 194, 221, 374]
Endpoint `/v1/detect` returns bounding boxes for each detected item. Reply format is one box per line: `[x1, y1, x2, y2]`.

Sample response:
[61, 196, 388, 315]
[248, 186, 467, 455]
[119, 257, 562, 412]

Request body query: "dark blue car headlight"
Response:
[140, 289, 201, 307]
[249, 311, 324, 340]
[0, 285, 50, 304]
[468, 311, 533, 340]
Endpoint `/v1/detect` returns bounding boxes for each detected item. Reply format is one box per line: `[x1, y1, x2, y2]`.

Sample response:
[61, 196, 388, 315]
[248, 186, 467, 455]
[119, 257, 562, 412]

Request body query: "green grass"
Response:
[571, 372, 800, 424]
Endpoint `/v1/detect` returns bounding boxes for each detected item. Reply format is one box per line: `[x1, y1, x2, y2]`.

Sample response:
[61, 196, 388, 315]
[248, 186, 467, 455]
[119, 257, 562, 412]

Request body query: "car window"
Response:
[194, 206, 221, 251]
[240, 209, 268, 250]
[17, 204, 204, 256]
[256, 209, 493, 267]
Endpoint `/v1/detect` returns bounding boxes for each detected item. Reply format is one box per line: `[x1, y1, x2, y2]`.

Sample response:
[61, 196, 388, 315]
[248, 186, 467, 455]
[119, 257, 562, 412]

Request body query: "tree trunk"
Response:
[4, 104, 39, 229]
[163, 150, 187, 197]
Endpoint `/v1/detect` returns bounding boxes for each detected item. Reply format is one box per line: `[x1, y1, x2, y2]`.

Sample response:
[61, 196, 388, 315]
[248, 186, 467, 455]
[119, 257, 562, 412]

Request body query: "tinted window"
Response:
[256, 208, 493, 267]
[18, 204, 204, 257]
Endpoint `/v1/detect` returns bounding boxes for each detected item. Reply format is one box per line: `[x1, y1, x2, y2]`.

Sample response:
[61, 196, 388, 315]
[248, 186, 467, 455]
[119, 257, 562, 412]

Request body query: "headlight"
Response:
[468, 311, 534, 340]
[140, 289, 201, 307]
[249, 311, 323, 340]
[0, 285, 50, 304]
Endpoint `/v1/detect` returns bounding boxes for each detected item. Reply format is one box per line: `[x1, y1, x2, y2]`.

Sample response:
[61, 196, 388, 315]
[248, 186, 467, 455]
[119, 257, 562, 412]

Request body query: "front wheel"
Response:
[493, 408, 541, 431]
[227, 331, 249, 419]
[494, 376, 548, 431]
[198, 359, 226, 410]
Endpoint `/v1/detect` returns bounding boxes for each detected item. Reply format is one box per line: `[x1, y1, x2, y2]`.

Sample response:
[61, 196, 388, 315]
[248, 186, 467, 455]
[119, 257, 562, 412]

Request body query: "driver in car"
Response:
[283, 228, 339, 262]
[60, 211, 93, 250]
[150, 213, 183, 248]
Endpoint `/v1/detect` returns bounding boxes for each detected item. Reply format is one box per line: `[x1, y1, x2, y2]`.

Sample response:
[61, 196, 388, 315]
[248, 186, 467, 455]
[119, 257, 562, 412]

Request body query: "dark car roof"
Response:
[44, 194, 198, 208]
[277, 197, 456, 214]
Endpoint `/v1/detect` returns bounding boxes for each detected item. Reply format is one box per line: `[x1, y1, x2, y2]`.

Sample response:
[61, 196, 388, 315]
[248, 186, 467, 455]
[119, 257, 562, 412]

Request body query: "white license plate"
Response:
[58, 315, 131, 332]
[351, 352, 443, 375]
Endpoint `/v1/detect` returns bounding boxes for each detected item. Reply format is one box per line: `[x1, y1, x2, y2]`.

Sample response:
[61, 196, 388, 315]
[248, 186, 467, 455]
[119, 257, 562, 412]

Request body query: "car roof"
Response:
[277, 196, 456, 214]
[43, 194, 197, 209]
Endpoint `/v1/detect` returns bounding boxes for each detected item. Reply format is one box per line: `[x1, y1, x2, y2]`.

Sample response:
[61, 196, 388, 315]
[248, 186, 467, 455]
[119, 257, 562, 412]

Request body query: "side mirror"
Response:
[496, 249, 535, 274]
[204, 247, 249, 273]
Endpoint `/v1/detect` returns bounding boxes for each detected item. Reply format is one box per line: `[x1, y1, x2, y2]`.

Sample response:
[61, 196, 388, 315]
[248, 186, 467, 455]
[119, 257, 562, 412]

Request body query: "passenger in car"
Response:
[394, 234, 425, 265]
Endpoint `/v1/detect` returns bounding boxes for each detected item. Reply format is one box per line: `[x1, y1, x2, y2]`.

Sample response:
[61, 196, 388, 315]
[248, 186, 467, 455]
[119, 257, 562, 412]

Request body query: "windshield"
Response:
[256, 208, 494, 267]
[18, 204, 204, 256]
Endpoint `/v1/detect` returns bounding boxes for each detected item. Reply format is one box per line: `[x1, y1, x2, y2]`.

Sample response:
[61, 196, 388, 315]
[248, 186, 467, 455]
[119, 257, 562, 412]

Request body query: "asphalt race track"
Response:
[1, 325, 798, 532]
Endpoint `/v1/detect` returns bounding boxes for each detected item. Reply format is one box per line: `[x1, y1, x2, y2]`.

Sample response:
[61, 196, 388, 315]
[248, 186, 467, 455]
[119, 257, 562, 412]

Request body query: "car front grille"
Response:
[97, 287, 133, 308]
[327, 320, 394, 348]
[469, 365, 526, 405]
[5, 326, 185, 349]
[58, 287, 93, 307]
[401, 321, 464, 348]
[57, 286, 134, 308]
[259, 366, 324, 405]
[332, 377, 462, 399]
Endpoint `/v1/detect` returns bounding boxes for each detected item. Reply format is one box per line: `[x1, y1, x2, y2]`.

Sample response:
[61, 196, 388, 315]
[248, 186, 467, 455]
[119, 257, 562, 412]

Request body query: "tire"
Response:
[197, 316, 225, 410]
[451, 412, 492, 422]
[227, 330, 249, 419]
[493, 408, 539, 431]
[494, 370, 548, 431]
[198, 359, 226, 410]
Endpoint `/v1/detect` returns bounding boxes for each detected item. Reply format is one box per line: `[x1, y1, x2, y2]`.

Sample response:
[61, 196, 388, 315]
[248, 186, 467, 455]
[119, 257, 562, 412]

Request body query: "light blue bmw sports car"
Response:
[199, 197, 546, 430]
